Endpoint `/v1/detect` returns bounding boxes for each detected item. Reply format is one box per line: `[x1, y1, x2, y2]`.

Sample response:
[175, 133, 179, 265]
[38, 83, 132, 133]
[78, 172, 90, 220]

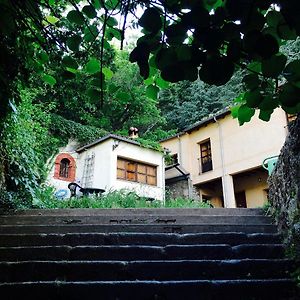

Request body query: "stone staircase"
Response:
[0, 208, 298, 299]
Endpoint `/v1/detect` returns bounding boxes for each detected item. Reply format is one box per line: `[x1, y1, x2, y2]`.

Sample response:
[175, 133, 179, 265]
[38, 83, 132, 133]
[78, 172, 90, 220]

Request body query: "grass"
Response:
[32, 188, 212, 209]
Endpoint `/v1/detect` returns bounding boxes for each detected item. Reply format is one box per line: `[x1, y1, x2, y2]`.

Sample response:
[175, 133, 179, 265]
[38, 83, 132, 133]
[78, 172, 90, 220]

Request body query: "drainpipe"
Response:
[162, 151, 166, 205]
[214, 117, 228, 206]
[177, 135, 182, 165]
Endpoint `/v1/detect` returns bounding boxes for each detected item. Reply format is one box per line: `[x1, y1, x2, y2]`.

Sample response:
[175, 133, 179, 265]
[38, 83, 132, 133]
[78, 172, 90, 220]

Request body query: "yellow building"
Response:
[160, 108, 290, 208]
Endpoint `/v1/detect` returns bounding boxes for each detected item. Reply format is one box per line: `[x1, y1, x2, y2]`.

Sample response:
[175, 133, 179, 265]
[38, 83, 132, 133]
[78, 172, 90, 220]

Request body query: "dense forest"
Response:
[1, 0, 300, 206]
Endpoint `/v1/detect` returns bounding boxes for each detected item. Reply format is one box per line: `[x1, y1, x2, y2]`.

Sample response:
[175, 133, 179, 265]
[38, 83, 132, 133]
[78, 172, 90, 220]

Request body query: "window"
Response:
[54, 153, 76, 182]
[200, 139, 213, 173]
[117, 158, 157, 186]
[59, 158, 70, 178]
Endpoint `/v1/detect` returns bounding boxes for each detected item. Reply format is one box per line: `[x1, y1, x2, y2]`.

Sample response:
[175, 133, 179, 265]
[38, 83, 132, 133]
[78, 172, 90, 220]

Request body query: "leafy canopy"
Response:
[1, 0, 300, 127]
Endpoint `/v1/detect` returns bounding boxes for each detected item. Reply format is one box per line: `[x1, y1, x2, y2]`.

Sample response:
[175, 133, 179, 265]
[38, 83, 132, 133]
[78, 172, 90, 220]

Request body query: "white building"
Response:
[48, 134, 165, 201]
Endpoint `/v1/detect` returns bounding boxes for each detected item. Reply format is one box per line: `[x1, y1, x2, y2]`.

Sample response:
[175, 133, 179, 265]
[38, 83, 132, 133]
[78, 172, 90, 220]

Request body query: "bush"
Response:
[32, 188, 212, 209]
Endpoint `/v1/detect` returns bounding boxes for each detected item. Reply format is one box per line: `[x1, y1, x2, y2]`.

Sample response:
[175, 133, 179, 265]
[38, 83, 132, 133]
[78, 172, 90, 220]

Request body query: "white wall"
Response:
[77, 138, 165, 200]
[46, 139, 79, 197]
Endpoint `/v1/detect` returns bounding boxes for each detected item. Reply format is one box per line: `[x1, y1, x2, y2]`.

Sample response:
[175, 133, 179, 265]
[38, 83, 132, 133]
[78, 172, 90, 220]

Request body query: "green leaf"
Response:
[258, 95, 279, 110]
[87, 88, 101, 102]
[102, 67, 113, 80]
[237, 105, 255, 125]
[231, 105, 240, 118]
[86, 58, 100, 74]
[46, 15, 59, 25]
[109, 83, 118, 93]
[82, 5, 97, 19]
[42, 74, 56, 86]
[107, 16, 118, 27]
[261, 54, 287, 78]
[62, 71, 76, 80]
[66, 67, 78, 74]
[156, 77, 169, 89]
[203, 0, 224, 11]
[84, 25, 98, 42]
[92, 0, 101, 9]
[138, 8, 162, 33]
[233, 93, 245, 104]
[283, 60, 300, 83]
[105, 0, 120, 10]
[146, 85, 159, 100]
[277, 23, 297, 40]
[244, 89, 263, 108]
[247, 61, 262, 73]
[67, 35, 82, 52]
[144, 77, 154, 85]
[259, 109, 273, 122]
[116, 91, 131, 102]
[266, 11, 282, 28]
[199, 56, 234, 86]
[242, 74, 260, 90]
[279, 83, 300, 107]
[106, 28, 122, 40]
[37, 51, 49, 64]
[67, 10, 85, 26]
[62, 56, 78, 69]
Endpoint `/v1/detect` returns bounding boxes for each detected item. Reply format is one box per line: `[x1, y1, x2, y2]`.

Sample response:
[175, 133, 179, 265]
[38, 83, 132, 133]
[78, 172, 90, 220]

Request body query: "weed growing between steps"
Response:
[30, 188, 212, 209]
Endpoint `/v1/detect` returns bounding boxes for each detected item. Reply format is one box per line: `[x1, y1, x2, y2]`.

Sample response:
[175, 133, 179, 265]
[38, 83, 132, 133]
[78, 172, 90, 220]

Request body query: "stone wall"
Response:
[268, 114, 300, 259]
[166, 178, 200, 200]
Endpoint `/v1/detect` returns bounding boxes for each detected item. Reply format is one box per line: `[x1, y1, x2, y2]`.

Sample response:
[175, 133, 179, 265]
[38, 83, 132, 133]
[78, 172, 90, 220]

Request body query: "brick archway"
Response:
[53, 153, 76, 182]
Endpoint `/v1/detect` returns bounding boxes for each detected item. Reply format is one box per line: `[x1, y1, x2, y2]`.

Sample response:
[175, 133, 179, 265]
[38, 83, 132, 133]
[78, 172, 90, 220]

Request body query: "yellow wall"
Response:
[161, 108, 288, 207]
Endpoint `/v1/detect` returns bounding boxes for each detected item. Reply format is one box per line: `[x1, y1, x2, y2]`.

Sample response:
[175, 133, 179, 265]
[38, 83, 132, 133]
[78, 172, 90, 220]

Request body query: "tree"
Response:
[2, 1, 300, 124]
[159, 70, 244, 131]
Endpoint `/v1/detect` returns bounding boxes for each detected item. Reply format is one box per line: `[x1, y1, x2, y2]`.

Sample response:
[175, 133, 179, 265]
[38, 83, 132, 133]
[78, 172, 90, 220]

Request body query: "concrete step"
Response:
[0, 279, 296, 300]
[0, 223, 278, 234]
[0, 244, 285, 261]
[0, 232, 282, 247]
[0, 208, 266, 217]
[0, 215, 273, 225]
[0, 259, 294, 282]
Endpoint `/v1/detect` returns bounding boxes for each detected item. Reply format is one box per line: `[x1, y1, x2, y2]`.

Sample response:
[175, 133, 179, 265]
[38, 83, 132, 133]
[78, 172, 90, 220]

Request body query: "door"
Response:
[235, 191, 247, 208]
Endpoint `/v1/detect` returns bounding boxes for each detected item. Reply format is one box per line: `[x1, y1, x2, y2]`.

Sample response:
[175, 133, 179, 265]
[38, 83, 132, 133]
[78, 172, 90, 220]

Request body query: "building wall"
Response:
[161, 109, 288, 207]
[48, 138, 165, 201]
[47, 140, 79, 197]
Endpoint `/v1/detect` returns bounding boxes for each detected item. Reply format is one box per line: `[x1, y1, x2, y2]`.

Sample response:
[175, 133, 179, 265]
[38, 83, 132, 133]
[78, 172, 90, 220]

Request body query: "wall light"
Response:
[112, 139, 120, 150]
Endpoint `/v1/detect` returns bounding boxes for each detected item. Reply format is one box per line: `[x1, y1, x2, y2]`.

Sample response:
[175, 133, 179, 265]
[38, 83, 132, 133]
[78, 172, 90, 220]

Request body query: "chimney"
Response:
[128, 127, 139, 139]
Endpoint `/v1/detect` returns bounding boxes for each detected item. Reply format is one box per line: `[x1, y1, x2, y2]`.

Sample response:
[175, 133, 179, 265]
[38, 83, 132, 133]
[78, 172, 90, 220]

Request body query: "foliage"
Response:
[32, 189, 212, 209]
[2, 0, 300, 131]
[50, 114, 108, 146]
[0, 89, 57, 207]
[129, 0, 300, 124]
[159, 70, 244, 131]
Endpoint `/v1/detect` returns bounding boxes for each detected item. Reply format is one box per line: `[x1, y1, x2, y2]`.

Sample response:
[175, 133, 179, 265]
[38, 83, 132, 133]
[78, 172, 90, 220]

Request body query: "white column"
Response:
[222, 174, 236, 208]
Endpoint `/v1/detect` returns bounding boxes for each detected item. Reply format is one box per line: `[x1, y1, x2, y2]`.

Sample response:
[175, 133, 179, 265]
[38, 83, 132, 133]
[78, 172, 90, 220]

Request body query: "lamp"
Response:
[112, 139, 120, 150]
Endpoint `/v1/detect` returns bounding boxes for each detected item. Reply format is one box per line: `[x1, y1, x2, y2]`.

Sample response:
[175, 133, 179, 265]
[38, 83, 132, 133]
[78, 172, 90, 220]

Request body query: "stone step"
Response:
[0, 259, 294, 282]
[0, 279, 296, 300]
[0, 208, 266, 217]
[0, 244, 285, 261]
[0, 232, 282, 247]
[0, 223, 278, 234]
[0, 215, 273, 225]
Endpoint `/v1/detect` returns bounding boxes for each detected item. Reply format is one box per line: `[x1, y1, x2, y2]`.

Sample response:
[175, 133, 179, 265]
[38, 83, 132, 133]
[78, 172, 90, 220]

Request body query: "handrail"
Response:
[262, 155, 279, 175]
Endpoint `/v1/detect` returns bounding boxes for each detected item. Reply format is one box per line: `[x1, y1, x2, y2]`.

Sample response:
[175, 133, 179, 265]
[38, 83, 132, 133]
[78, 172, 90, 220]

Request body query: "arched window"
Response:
[53, 153, 76, 182]
[59, 158, 70, 178]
